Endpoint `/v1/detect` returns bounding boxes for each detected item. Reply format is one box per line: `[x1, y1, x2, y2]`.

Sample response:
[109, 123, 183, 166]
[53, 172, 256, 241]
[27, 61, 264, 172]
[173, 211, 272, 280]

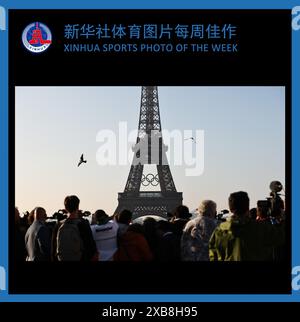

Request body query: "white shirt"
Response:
[91, 220, 118, 261]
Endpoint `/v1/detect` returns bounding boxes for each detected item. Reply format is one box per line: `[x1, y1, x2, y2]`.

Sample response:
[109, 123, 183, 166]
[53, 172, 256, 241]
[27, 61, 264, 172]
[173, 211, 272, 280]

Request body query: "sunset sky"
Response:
[15, 86, 285, 216]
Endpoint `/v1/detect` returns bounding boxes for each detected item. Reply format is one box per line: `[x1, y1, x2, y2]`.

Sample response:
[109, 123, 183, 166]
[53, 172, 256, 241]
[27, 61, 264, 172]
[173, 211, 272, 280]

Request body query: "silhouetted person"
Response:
[170, 205, 191, 259]
[27, 210, 35, 226]
[25, 207, 51, 261]
[270, 199, 286, 261]
[114, 223, 153, 261]
[14, 207, 26, 261]
[256, 202, 286, 261]
[156, 220, 178, 261]
[249, 208, 257, 222]
[209, 191, 285, 261]
[115, 209, 132, 238]
[91, 210, 118, 261]
[181, 200, 218, 261]
[170, 205, 191, 236]
[55, 195, 97, 261]
[256, 205, 269, 222]
[143, 217, 159, 259]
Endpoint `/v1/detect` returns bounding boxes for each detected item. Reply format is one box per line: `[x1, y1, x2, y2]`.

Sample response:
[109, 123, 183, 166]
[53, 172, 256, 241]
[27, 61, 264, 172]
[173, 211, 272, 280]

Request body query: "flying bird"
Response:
[184, 137, 196, 143]
[78, 153, 87, 167]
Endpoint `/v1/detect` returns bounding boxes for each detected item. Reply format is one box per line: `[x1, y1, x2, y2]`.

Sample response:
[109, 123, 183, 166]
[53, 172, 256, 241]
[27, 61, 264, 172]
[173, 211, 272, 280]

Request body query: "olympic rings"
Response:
[141, 174, 159, 186]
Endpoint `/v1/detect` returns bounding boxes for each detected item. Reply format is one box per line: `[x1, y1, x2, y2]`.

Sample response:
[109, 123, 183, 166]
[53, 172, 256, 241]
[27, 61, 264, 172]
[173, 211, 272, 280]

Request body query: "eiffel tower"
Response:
[114, 86, 182, 219]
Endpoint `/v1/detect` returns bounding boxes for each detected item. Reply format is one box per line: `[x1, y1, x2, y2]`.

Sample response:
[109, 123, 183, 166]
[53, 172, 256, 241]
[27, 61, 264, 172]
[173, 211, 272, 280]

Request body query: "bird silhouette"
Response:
[78, 153, 87, 167]
[184, 137, 196, 143]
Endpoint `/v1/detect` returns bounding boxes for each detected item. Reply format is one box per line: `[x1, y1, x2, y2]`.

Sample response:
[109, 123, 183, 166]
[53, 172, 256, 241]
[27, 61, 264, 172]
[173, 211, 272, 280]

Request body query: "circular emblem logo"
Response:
[22, 22, 52, 53]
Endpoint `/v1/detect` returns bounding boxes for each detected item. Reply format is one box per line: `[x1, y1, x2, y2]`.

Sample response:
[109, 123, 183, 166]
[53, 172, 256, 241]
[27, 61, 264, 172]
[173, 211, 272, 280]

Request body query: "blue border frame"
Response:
[0, 0, 299, 302]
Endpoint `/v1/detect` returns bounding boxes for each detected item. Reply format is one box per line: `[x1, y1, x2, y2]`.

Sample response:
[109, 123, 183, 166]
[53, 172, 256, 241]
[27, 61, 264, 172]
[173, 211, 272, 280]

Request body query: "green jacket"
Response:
[209, 216, 285, 261]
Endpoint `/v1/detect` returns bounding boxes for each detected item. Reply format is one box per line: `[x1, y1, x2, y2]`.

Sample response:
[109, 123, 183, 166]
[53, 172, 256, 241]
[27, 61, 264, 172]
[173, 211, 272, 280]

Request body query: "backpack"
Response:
[56, 219, 84, 261]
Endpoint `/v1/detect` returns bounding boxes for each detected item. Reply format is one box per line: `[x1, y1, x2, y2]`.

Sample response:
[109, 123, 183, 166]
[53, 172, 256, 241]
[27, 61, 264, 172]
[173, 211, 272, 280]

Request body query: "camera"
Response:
[79, 210, 91, 218]
[257, 181, 285, 223]
[47, 209, 67, 222]
[216, 209, 229, 222]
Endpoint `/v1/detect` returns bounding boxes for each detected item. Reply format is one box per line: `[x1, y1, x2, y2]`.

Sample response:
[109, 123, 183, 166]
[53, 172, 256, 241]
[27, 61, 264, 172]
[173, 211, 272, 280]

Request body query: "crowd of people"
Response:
[14, 191, 286, 262]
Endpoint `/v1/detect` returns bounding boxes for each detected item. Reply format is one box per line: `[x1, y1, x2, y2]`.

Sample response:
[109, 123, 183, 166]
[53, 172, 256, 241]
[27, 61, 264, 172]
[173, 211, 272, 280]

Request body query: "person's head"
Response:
[15, 207, 20, 224]
[28, 210, 35, 225]
[143, 217, 157, 228]
[256, 205, 268, 220]
[173, 205, 191, 220]
[64, 195, 80, 216]
[116, 209, 132, 225]
[33, 207, 47, 222]
[94, 209, 109, 225]
[143, 217, 157, 235]
[249, 207, 258, 221]
[198, 200, 217, 218]
[228, 191, 250, 217]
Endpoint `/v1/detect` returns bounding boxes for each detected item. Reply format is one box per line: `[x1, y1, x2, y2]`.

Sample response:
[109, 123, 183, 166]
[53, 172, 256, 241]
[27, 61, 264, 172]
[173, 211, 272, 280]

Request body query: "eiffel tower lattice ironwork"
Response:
[114, 86, 182, 219]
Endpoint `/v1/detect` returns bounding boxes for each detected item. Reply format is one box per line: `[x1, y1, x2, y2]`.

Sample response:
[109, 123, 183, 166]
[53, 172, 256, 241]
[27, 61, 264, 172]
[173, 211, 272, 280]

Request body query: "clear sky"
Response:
[15, 86, 285, 216]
